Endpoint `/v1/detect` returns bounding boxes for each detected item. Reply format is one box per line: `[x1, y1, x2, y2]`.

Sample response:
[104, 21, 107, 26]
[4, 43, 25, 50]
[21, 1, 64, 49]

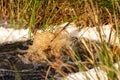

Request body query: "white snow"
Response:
[0, 22, 118, 45]
[64, 67, 107, 80]
[63, 62, 120, 80]
[78, 24, 119, 45]
[60, 23, 119, 45]
[0, 27, 29, 43]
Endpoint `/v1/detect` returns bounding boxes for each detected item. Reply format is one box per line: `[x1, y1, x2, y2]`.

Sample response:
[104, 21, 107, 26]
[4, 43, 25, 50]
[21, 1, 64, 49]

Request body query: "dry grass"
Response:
[1, 0, 120, 29]
[1, 0, 120, 79]
[22, 27, 71, 63]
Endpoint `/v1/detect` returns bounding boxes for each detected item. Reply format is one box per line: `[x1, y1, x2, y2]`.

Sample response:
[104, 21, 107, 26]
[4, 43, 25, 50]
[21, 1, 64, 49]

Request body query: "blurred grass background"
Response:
[0, 0, 120, 30]
[0, 0, 120, 79]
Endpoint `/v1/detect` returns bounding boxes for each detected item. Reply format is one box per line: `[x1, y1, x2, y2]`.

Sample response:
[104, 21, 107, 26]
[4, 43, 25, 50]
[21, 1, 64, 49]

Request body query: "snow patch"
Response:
[59, 22, 119, 45]
[0, 27, 29, 43]
[64, 62, 120, 80]
[64, 67, 107, 80]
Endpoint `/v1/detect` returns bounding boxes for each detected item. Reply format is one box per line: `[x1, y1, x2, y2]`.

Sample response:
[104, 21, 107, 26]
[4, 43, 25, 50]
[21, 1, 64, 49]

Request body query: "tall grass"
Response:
[0, 0, 120, 80]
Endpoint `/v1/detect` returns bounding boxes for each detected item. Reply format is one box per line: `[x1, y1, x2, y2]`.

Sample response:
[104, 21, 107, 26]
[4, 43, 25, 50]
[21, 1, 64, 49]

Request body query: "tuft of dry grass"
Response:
[22, 27, 71, 63]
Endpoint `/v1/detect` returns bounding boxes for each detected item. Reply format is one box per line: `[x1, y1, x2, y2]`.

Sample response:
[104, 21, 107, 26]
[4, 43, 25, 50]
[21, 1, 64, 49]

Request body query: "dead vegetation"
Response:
[1, 0, 120, 79]
[1, 0, 120, 29]
[20, 25, 120, 66]
[22, 27, 71, 64]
